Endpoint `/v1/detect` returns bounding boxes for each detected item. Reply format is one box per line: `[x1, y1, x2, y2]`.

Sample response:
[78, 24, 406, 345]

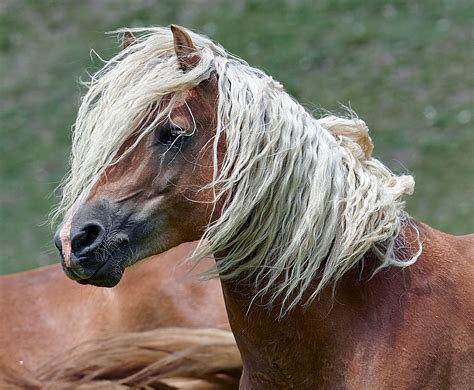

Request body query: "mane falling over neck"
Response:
[197, 56, 421, 315]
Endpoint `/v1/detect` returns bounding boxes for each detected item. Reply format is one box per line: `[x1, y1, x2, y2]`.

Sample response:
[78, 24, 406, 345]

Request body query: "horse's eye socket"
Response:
[155, 123, 184, 146]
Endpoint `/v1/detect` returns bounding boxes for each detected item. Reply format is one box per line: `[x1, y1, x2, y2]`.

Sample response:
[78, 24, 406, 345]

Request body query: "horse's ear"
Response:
[170, 24, 200, 71]
[122, 31, 138, 50]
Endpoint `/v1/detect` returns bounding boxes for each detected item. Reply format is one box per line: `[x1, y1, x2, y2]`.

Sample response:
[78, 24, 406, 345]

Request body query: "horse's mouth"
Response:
[61, 251, 128, 288]
[59, 237, 131, 287]
[76, 257, 126, 287]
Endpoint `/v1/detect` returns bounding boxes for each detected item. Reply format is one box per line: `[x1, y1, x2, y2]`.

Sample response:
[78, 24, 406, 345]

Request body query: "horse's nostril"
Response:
[71, 222, 105, 257]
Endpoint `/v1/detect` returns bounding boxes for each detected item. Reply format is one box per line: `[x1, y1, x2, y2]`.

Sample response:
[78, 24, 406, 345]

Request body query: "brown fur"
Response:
[0, 243, 236, 385]
[122, 31, 138, 50]
[56, 27, 474, 388]
[225, 223, 474, 389]
[69, 118, 474, 388]
[170, 24, 200, 71]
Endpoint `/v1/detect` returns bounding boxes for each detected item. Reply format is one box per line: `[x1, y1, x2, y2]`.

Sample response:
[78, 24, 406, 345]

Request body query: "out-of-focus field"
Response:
[1, 0, 472, 274]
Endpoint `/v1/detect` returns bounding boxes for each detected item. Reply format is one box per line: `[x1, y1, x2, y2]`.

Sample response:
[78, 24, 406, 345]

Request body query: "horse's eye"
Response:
[154, 122, 185, 146]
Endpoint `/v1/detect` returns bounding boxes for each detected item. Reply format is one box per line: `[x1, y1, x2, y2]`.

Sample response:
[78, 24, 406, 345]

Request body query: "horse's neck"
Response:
[219, 222, 473, 389]
[219, 261, 392, 388]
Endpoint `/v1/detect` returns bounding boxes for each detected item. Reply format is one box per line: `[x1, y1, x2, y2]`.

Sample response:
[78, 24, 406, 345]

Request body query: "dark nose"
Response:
[70, 222, 105, 258]
[54, 230, 62, 252]
[55, 200, 132, 286]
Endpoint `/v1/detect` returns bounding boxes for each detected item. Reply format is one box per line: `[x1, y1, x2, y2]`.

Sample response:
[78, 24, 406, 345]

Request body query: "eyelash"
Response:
[154, 122, 185, 146]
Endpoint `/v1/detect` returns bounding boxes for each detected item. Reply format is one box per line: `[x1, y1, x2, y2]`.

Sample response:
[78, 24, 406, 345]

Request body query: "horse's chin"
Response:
[75, 258, 126, 288]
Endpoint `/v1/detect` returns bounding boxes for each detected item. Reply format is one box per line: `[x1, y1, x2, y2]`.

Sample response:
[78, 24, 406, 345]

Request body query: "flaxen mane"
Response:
[56, 26, 421, 315]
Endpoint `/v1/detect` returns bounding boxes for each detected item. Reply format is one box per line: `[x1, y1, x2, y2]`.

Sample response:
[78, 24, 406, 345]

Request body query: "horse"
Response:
[53, 25, 474, 389]
[0, 243, 240, 389]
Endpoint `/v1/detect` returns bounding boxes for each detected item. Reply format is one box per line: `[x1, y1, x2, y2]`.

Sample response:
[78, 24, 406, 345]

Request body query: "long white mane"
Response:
[57, 26, 421, 315]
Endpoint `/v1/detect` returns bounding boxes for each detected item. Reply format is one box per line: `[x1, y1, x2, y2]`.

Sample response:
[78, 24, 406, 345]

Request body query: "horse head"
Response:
[54, 26, 224, 287]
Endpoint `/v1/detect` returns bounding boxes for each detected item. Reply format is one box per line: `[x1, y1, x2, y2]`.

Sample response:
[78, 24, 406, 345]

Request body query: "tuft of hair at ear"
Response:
[121, 31, 139, 50]
[320, 116, 374, 160]
[170, 24, 200, 71]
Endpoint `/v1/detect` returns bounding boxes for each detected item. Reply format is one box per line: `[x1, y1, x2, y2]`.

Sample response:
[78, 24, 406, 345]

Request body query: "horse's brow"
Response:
[170, 97, 199, 122]
[169, 114, 188, 129]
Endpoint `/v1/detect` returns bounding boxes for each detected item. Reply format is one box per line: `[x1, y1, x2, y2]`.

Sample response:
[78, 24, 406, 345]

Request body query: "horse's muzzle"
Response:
[54, 200, 131, 287]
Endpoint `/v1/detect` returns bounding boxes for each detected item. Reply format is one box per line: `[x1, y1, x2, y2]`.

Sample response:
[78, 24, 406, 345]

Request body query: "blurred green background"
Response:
[1, 0, 472, 275]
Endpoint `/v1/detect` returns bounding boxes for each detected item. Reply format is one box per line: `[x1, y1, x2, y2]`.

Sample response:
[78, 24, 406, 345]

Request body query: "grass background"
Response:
[1, 0, 472, 274]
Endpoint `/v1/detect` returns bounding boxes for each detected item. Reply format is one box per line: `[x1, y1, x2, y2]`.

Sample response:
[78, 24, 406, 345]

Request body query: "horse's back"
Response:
[0, 243, 229, 373]
[408, 223, 474, 388]
[454, 231, 474, 260]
